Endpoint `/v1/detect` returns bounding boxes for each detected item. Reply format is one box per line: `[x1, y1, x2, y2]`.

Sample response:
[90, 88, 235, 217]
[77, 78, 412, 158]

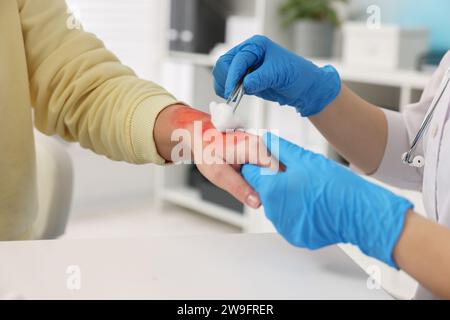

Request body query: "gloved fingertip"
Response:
[224, 89, 232, 100]
[224, 83, 236, 100]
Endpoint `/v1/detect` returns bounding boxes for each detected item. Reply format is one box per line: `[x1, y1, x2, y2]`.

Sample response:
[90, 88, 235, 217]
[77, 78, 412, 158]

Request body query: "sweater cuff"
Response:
[129, 96, 180, 165]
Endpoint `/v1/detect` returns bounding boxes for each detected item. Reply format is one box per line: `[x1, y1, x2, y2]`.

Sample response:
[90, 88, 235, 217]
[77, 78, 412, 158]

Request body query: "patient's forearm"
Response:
[309, 85, 388, 174]
[394, 211, 450, 299]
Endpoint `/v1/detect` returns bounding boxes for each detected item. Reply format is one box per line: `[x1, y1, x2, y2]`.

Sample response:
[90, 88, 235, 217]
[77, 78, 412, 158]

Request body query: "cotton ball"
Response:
[209, 102, 244, 132]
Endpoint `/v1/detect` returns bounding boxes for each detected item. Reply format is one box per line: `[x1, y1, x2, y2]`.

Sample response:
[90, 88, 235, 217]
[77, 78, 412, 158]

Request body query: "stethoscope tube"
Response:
[402, 68, 450, 168]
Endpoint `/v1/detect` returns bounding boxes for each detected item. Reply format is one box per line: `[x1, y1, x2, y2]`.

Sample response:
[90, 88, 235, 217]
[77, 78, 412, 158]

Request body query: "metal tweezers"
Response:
[226, 70, 250, 114]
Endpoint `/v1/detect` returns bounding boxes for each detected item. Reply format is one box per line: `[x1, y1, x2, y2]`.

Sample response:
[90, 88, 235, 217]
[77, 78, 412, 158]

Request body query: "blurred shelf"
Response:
[168, 51, 215, 67]
[166, 51, 432, 90]
[312, 58, 432, 90]
[159, 187, 246, 228]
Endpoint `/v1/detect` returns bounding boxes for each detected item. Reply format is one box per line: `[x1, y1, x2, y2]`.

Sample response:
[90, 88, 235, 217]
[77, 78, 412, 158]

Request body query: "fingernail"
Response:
[246, 194, 261, 208]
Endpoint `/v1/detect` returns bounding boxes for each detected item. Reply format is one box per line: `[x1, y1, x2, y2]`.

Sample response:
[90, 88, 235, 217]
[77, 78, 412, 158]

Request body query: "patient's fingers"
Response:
[196, 163, 261, 209]
[217, 133, 280, 172]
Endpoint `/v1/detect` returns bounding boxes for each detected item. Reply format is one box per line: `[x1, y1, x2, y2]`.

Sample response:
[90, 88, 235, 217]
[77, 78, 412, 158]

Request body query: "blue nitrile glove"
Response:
[213, 35, 341, 117]
[242, 133, 413, 268]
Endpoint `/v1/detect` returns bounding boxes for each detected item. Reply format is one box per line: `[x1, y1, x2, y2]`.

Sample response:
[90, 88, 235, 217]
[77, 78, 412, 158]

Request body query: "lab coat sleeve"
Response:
[371, 108, 424, 190]
[371, 52, 450, 191]
[18, 0, 180, 165]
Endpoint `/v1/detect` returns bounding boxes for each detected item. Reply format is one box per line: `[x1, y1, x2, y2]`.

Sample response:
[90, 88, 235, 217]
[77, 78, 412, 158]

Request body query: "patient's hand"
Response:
[155, 105, 279, 208]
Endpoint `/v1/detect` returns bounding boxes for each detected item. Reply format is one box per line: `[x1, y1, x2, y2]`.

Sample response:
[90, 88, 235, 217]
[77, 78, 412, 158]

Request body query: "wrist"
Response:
[155, 105, 214, 163]
[392, 210, 421, 269]
[358, 191, 413, 269]
[154, 104, 192, 161]
[298, 65, 341, 117]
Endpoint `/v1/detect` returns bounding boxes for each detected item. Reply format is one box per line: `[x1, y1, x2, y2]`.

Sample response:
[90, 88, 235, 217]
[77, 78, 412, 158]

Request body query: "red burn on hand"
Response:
[171, 107, 250, 145]
[171, 108, 211, 129]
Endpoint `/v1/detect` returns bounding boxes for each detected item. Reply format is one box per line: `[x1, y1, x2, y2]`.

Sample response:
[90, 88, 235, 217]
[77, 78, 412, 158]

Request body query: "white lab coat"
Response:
[372, 51, 450, 300]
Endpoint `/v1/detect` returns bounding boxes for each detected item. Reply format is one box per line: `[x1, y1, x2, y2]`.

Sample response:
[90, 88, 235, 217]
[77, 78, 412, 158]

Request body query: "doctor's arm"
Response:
[243, 133, 450, 300]
[213, 36, 387, 174]
[309, 86, 387, 174]
[214, 36, 442, 182]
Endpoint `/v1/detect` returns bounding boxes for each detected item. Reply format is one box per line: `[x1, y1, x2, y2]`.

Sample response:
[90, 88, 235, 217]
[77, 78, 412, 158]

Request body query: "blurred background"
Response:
[43, 0, 449, 298]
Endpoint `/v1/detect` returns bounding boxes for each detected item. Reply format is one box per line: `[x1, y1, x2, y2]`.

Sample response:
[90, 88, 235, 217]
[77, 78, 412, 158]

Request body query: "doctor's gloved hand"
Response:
[242, 133, 413, 268]
[213, 35, 341, 117]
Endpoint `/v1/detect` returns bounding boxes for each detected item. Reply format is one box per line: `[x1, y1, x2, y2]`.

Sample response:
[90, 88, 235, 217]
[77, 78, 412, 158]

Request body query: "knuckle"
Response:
[218, 53, 234, 65]
[251, 34, 268, 43]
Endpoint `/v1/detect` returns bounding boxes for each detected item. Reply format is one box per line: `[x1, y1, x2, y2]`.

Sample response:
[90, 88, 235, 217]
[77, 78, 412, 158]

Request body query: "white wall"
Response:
[66, 0, 165, 81]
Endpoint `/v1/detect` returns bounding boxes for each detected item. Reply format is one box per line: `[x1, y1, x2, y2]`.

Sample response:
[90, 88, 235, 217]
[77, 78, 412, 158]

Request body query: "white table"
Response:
[0, 233, 392, 299]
